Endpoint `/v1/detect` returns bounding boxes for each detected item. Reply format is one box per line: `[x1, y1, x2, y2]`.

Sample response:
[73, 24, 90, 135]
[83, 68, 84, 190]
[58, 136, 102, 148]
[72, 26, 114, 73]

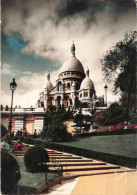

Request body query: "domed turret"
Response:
[45, 72, 53, 91]
[80, 67, 94, 90]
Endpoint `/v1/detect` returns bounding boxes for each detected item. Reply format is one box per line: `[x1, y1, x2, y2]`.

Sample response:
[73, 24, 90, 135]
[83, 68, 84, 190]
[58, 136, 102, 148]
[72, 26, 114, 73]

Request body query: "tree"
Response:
[104, 102, 127, 125]
[24, 145, 49, 173]
[74, 109, 85, 133]
[101, 31, 136, 114]
[1, 151, 21, 194]
[92, 111, 104, 125]
[24, 145, 49, 184]
[42, 105, 72, 141]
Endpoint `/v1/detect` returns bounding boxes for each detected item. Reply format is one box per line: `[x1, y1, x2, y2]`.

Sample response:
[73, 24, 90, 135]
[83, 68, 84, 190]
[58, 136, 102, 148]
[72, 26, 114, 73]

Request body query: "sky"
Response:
[1, 0, 136, 107]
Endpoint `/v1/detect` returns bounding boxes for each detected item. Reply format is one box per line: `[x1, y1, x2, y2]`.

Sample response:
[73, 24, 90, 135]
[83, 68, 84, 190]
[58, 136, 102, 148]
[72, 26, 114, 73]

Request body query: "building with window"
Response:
[38, 42, 104, 111]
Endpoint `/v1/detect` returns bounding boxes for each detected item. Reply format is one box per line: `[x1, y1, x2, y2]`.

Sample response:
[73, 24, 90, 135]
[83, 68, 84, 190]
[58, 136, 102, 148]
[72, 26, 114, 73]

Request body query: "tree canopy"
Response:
[24, 145, 49, 173]
[42, 105, 72, 141]
[101, 31, 136, 113]
[104, 102, 127, 125]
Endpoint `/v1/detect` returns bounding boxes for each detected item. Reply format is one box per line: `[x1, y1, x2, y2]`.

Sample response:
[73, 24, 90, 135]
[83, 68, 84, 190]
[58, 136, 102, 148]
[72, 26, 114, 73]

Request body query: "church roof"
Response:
[59, 42, 84, 75]
[60, 56, 84, 74]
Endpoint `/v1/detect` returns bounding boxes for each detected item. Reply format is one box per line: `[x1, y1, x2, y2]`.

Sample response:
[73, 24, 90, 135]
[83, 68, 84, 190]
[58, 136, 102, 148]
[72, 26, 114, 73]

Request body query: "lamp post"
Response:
[104, 84, 108, 107]
[9, 78, 17, 137]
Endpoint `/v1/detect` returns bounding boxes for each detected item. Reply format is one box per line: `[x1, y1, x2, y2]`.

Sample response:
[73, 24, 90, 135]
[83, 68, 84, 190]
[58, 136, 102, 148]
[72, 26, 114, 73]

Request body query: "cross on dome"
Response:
[86, 66, 89, 77]
[71, 40, 75, 57]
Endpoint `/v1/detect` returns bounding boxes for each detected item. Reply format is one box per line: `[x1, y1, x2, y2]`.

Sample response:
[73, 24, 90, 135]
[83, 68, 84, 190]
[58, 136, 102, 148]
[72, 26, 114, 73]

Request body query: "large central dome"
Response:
[60, 56, 84, 74]
[59, 42, 85, 76]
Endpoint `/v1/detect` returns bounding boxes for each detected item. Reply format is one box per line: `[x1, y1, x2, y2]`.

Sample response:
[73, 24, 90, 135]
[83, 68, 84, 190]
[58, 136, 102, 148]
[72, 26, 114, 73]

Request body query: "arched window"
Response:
[67, 83, 70, 88]
[57, 96, 61, 107]
[58, 82, 62, 91]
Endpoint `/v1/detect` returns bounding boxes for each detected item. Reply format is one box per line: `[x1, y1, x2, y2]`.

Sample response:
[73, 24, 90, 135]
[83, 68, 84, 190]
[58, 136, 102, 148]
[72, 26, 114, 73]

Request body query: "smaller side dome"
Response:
[80, 67, 94, 90]
[45, 72, 53, 91]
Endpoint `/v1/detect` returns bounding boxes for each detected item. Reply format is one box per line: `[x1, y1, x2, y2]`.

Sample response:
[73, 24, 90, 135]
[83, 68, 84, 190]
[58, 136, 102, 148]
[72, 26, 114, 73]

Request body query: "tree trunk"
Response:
[126, 92, 131, 114]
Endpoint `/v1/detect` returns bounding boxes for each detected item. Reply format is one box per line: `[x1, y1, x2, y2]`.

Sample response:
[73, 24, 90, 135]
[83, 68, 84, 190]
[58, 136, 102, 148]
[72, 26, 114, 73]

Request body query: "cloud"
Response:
[1, 64, 16, 76]
[1, 0, 136, 106]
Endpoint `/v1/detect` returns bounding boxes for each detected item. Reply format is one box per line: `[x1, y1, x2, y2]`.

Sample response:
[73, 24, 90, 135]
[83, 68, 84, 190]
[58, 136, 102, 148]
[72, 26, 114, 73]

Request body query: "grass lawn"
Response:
[10, 155, 59, 194]
[60, 134, 137, 158]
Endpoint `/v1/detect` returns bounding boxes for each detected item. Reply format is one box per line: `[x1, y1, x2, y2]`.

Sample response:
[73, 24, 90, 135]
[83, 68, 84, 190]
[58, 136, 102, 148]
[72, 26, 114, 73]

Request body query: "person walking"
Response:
[24, 129, 28, 137]
[9, 140, 22, 153]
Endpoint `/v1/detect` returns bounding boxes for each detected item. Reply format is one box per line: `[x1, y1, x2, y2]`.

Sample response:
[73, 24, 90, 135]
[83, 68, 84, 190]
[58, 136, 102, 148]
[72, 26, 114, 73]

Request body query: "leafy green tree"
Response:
[24, 145, 49, 184]
[74, 109, 85, 133]
[101, 31, 136, 114]
[104, 102, 127, 125]
[92, 111, 105, 125]
[42, 105, 72, 141]
[24, 145, 49, 173]
[1, 151, 21, 194]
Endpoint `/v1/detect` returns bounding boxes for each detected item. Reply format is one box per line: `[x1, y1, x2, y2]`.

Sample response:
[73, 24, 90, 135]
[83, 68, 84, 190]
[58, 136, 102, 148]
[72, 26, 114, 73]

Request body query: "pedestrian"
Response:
[112, 126, 116, 131]
[109, 127, 112, 131]
[124, 125, 128, 130]
[134, 124, 137, 128]
[16, 130, 20, 136]
[34, 129, 37, 138]
[11, 131, 14, 137]
[24, 129, 28, 137]
[1, 135, 11, 151]
[9, 139, 22, 153]
[20, 129, 23, 136]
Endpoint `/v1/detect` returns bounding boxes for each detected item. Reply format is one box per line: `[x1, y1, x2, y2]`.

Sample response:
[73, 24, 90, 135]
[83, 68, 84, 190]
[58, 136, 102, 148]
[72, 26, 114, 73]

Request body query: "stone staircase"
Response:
[47, 150, 132, 178]
[11, 141, 133, 178]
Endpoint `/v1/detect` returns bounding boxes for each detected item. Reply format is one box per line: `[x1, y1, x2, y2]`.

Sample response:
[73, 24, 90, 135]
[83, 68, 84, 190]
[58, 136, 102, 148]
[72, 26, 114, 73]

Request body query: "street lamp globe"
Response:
[104, 84, 108, 92]
[10, 78, 17, 91]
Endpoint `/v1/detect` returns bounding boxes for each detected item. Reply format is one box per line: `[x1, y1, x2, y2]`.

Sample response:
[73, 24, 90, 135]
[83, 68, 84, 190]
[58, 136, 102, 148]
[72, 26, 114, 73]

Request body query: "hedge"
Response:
[77, 129, 137, 137]
[12, 136, 137, 168]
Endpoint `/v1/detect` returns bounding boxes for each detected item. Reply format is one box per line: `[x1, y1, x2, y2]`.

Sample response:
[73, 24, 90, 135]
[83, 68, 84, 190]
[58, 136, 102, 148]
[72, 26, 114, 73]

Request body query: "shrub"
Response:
[1, 151, 21, 194]
[42, 123, 72, 142]
[104, 102, 127, 125]
[24, 145, 49, 173]
[92, 123, 98, 130]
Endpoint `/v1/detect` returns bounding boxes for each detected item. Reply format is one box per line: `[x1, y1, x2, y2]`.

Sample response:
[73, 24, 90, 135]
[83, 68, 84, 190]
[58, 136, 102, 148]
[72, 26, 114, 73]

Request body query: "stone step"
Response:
[63, 168, 128, 177]
[48, 162, 106, 167]
[49, 156, 82, 159]
[49, 165, 121, 173]
[48, 159, 93, 163]
[48, 154, 72, 157]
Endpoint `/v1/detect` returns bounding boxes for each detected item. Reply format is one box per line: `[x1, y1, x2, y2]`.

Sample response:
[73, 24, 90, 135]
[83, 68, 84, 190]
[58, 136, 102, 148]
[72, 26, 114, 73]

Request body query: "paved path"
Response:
[11, 141, 136, 195]
[71, 171, 137, 195]
[47, 178, 79, 195]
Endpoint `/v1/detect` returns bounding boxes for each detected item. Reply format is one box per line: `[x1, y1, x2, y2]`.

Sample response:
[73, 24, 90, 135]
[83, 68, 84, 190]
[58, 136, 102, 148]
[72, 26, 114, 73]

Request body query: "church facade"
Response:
[38, 42, 104, 111]
[1, 43, 106, 135]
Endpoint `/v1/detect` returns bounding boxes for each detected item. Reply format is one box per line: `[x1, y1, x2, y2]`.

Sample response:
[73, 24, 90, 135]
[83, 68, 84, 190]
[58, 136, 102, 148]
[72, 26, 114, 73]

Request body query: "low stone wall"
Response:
[35, 176, 63, 194]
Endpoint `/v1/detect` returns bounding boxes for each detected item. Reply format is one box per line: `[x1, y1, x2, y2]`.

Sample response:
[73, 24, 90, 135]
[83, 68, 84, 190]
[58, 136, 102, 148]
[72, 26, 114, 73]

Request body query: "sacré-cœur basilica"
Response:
[1, 42, 107, 135]
[38, 42, 104, 111]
